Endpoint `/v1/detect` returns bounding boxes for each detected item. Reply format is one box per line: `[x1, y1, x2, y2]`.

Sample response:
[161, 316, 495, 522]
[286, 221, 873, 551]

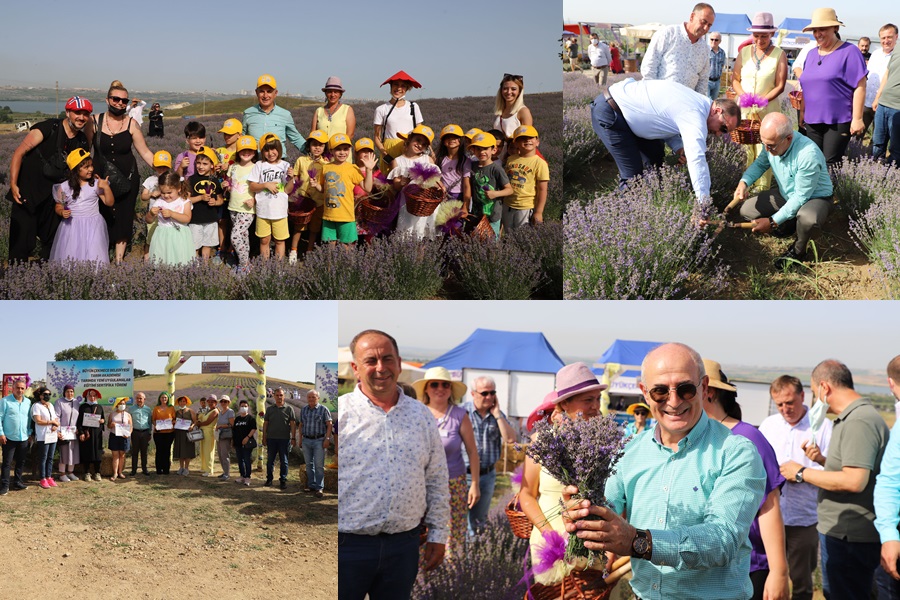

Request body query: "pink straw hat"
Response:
[553, 362, 608, 404]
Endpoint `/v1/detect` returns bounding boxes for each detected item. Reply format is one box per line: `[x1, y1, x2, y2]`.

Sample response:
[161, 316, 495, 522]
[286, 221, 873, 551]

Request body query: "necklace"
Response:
[323, 102, 341, 121]
[753, 44, 769, 71]
[817, 40, 840, 65]
[105, 114, 128, 136]
[719, 415, 728, 423]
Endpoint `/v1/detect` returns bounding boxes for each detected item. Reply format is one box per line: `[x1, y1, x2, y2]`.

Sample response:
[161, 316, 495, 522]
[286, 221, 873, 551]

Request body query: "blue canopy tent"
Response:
[713, 13, 750, 58]
[594, 340, 664, 415]
[597, 339, 663, 368]
[425, 329, 564, 420]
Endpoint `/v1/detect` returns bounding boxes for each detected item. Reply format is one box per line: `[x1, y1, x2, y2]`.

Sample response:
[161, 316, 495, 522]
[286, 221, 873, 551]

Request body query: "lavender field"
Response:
[562, 71, 900, 299]
[0, 92, 562, 299]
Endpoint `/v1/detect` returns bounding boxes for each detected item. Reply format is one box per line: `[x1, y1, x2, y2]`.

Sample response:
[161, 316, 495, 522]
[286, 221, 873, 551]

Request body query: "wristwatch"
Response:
[795, 467, 806, 483]
[631, 528, 652, 560]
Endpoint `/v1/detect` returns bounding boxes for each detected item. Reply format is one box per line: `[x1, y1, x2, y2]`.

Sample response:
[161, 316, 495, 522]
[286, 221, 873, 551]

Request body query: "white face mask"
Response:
[591, 38, 599, 46]
[117, 404, 126, 412]
[239, 407, 249, 415]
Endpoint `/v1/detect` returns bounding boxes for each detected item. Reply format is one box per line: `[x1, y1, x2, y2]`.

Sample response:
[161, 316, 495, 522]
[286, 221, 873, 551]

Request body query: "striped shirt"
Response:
[299, 403, 333, 439]
[462, 401, 506, 468]
[605, 411, 766, 600]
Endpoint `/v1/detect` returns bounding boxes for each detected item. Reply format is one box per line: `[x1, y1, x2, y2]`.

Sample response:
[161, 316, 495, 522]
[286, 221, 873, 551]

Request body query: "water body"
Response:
[0, 100, 95, 114]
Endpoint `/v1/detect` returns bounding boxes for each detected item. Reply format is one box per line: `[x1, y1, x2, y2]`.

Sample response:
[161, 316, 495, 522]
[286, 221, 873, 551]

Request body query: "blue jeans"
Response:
[873, 104, 900, 165]
[266, 438, 290, 482]
[302, 437, 325, 491]
[877, 564, 900, 600]
[36, 441, 57, 479]
[235, 444, 253, 479]
[591, 95, 665, 189]
[338, 529, 419, 600]
[708, 79, 721, 101]
[467, 468, 497, 536]
[820, 532, 880, 599]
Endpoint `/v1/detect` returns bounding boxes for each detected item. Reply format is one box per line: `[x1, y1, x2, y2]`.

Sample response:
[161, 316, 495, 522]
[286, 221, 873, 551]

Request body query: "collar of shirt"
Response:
[834, 397, 871, 423]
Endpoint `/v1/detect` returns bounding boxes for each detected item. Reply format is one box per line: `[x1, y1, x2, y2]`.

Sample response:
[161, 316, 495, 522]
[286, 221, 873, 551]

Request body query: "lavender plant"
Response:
[444, 235, 543, 300]
[849, 196, 900, 298]
[832, 156, 900, 216]
[563, 104, 606, 179]
[505, 223, 563, 298]
[706, 136, 747, 209]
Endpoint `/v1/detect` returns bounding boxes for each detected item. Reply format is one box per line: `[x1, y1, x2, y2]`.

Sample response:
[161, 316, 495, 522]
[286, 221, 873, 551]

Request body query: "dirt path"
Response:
[0, 454, 336, 599]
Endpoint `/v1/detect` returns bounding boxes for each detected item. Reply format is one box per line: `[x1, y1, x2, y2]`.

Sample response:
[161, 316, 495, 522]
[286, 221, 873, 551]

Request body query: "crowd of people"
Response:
[591, 3, 899, 269]
[6, 70, 549, 270]
[0, 383, 333, 496]
[336, 328, 900, 600]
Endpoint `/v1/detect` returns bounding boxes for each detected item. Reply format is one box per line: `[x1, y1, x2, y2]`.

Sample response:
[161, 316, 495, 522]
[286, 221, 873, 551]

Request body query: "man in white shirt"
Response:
[641, 3, 716, 95]
[337, 329, 450, 600]
[128, 98, 146, 125]
[591, 77, 739, 205]
[588, 33, 612, 87]
[759, 375, 833, 600]
[863, 24, 898, 138]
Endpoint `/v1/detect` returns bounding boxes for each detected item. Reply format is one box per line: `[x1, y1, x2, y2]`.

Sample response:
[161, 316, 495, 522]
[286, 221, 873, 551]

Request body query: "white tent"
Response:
[619, 23, 665, 40]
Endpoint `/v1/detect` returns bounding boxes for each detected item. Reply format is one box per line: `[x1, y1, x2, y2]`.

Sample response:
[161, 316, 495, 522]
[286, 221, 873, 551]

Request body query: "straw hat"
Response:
[747, 12, 778, 33]
[626, 401, 651, 415]
[322, 76, 346, 93]
[412, 367, 467, 401]
[703, 359, 737, 392]
[553, 362, 608, 404]
[802, 8, 844, 32]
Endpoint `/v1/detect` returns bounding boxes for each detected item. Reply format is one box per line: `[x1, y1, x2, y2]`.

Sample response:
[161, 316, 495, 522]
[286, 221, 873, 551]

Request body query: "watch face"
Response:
[634, 536, 650, 555]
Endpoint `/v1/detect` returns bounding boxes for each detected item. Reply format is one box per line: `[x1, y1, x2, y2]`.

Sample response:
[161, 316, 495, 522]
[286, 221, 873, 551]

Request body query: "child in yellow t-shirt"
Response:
[311, 133, 375, 245]
[503, 125, 549, 230]
[290, 130, 330, 262]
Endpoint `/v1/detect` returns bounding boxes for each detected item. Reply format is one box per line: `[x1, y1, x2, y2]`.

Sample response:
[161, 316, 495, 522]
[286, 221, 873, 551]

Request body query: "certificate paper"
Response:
[174, 418, 192, 431]
[155, 419, 173, 431]
[82, 413, 101, 428]
[114, 424, 131, 437]
[44, 429, 59, 444]
[59, 426, 76, 441]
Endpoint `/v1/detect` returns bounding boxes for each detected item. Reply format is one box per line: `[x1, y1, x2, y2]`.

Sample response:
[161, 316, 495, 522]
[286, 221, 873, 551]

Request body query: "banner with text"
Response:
[47, 360, 135, 405]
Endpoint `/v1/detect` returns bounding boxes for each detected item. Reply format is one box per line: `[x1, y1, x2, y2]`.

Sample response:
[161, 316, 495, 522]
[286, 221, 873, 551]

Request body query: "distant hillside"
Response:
[164, 97, 319, 117]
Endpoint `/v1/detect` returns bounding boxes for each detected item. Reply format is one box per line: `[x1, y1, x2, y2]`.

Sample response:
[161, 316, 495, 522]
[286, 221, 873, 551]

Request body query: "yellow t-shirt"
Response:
[293, 155, 329, 206]
[321, 162, 364, 223]
[505, 154, 550, 210]
[226, 163, 255, 213]
[215, 147, 235, 167]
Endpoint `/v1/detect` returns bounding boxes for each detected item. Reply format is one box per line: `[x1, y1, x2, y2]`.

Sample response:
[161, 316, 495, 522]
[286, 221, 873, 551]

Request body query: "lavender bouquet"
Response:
[525, 413, 626, 570]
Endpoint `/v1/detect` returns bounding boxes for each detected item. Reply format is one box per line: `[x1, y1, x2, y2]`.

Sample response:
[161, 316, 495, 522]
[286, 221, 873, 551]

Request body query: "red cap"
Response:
[380, 70, 421, 88]
[64, 96, 93, 113]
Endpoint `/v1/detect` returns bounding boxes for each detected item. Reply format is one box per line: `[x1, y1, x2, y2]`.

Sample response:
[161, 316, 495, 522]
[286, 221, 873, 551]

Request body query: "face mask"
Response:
[108, 105, 127, 117]
[117, 404, 126, 412]
[591, 39, 599, 46]
[239, 407, 249, 415]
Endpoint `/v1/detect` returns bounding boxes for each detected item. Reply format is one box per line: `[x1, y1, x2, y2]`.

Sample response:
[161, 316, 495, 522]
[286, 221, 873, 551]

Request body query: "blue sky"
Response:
[338, 301, 900, 378]
[2, 0, 562, 99]
[563, 0, 892, 42]
[1, 301, 336, 383]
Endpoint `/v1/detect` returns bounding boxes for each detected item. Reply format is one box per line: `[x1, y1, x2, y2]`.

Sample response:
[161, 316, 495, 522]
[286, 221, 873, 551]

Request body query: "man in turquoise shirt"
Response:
[129, 392, 153, 476]
[565, 343, 766, 600]
[242, 74, 305, 156]
[0, 378, 34, 495]
[728, 112, 833, 269]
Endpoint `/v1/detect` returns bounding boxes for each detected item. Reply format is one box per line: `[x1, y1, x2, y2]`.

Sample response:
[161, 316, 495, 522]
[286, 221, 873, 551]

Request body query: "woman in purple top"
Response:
[701, 359, 788, 600]
[412, 367, 480, 557]
[798, 8, 867, 167]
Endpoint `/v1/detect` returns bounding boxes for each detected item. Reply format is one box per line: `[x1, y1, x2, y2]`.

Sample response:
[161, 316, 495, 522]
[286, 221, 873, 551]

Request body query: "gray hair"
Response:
[473, 376, 496, 389]
[306, 389, 319, 398]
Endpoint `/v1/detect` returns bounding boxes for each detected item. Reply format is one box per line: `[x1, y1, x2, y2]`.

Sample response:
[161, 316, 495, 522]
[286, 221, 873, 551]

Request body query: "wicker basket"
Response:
[527, 568, 612, 600]
[789, 90, 803, 110]
[287, 197, 317, 228]
[405, 185, 445, 217]
[356, 189, 394, 227]
[462, 214, 496, 240]
[505, 494, 533, 539]
[731, 118, 762, 145]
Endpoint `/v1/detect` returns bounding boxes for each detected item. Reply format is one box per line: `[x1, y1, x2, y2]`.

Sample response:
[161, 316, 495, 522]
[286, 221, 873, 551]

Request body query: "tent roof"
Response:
[712, 13, 751, 35]
[597, 339, 664, 367]
[620, 23, 665, 39]
[778, 18, 811, 32]
[424, 329, 564, 374]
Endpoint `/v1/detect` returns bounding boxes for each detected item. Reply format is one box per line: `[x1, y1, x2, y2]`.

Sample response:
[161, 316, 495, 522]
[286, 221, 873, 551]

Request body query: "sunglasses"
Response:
[108, 96, 129, 104]
[428, 381, 451, 389]
[633, 409, 649, 416]
[478, 390, 497, 397]
[647, 382, 698, 403]
[719, 122, 729, 134]
[711, 38, 721, 41]
[503, 73, 524, 81]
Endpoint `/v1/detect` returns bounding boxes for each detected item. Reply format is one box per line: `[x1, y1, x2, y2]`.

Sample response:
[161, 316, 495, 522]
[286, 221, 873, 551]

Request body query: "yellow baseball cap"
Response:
[468, 132, 497, 148]
[513, 125, 539, 140]
[218, 118, 242, 135]
[153, 150, 172, 168]
[308, 129, 329, 144]
[259, 133, 281, 148]
[398, 124, 435, 144]
[236, 135, 258, 151]
[440, 124, 464, 138]
[329, 132, 352, 150]
[256, 74, 277, 89]
[355, 138, 375, 152]
[66, 148, 91, 171]
[196, 146, 219, 166]
[464, 127, 484, 140]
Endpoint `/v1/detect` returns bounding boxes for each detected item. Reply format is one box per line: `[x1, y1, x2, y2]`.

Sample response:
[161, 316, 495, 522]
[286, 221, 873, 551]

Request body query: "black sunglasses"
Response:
[478, 390, 497, 397]
[428, 381, 451, 389]
[108, 96, 129, 104]
[648, 382, 698, 403]
[633, 409, 649, 416]
[503, 73, 524, 81]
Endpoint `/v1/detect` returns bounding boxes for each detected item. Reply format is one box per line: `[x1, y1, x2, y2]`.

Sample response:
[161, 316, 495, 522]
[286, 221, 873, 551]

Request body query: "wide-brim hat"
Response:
[113, 397, 130, 408]
[219, 395, 231, 402]
[322, 76, 346, 93]
[527, 392, 558, 432]
[747, 12, 778, 33]
[381, 70, 422, 88]
[553, 362, 608, 404]
[412, 366, 467, 400]
[703, 358, 737, 392]
[626, 401, 651, 415]
[802, 8, 844, 31]
[82, 388, 102, 401]
[176, 395, 192, 406]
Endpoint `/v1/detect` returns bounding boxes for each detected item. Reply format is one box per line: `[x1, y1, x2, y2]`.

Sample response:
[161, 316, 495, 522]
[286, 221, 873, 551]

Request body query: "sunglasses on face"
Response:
[647, 382, 698, 403]
[108, 96, 129, 104]
[428, 381, 451, 389]
[633, 410, 649, 416]
[478, 390, 497, 397]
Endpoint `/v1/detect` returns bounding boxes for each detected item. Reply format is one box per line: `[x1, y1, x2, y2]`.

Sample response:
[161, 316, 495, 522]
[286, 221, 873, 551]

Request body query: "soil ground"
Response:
[0, 448, 337, 599]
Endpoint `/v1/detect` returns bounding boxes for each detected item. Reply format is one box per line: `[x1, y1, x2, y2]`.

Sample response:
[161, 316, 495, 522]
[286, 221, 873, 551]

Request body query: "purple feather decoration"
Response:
[510, 464, 524, 487]
[738, 93, 768, 109]
[408, 161, 432, 181]
[534, 530, 567, 574]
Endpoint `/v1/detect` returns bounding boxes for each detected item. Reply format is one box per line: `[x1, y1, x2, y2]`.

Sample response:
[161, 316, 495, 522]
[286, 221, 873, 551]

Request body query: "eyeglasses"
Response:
[647, 382, 698, 403]
[633, 410, 649, 416]
[719, 122, 729, 134]
[503, 73, 524, 81]
[428, 381, 452, 389]
[478, 390, 497, 397]
[763, 136, 787, 150]
[108, 96, 129, 104]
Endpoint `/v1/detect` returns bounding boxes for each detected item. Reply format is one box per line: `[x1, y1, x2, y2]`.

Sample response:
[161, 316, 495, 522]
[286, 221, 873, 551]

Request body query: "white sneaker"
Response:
[93, 473, 102, 482]
[183, 469, 190, 476]
[59, 474, 71, 483]
[67, 473, 79, 481]
[288, 250, 297, 265]
[243, 479, 251, 486]
[202, 472, 210, 477]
